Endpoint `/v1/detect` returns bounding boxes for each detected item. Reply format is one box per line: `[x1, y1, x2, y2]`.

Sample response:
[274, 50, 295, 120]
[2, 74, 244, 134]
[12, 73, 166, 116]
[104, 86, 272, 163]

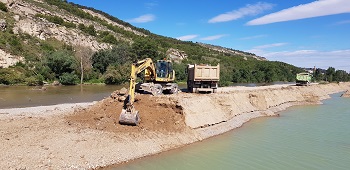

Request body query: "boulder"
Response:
[0, 19, 6, 31]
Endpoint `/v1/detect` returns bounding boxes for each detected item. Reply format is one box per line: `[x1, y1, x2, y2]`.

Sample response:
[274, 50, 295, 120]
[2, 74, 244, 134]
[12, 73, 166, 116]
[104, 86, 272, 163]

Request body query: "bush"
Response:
[0, 2, 7, 12]
[62, 22, 76, 28]
[78, 24, 96, 36]
[103, 64, 130, 84]
[25, 74, 44, 86]
[0, 68, 25, 85]
[59, 72, 78, 85]
[46, 50, 78, 78]
[101, 33, 117, 44]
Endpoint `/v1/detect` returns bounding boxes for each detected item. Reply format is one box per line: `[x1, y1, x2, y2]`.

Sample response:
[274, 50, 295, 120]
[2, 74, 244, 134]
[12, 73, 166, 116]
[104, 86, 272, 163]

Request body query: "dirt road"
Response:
[0, 83, 349, 169]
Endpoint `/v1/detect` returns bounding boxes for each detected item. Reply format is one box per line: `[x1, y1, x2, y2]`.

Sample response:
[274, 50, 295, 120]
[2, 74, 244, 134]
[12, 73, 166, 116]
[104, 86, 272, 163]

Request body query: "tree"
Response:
[314, 68, 325, 81]
[326, 67, 335, 82]
[232, 69, 242, 83]
[74, 45, 93, 84]
[0, 2, 8, 12]
[59, 72, 79, 85]
[92, 44, 132, 73]
[131, 38, 160, 61]
[172, 62, 187, 81]
[334, 70, 348, 82]
[46, 50, 78, 78]
[103, 64, 130, 84]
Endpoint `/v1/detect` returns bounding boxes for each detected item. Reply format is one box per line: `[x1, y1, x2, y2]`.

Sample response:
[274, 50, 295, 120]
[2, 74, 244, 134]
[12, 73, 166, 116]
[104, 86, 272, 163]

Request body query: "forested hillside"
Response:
[0, 0, 349, 86]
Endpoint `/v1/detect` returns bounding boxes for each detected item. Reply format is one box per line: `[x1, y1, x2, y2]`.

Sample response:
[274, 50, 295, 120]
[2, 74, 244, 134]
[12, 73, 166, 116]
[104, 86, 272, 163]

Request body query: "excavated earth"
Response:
[0, 83, 349, 169]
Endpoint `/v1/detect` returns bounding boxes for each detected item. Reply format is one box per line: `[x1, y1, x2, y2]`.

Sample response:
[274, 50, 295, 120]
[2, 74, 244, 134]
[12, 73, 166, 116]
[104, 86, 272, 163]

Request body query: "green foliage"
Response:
[38, 14, 64, 24]
[0, 67, 25, 85]
[35, 14, 75, 28]
[92, 44, 132, 73]
[61, 21, 76, 28]
[98, 31, 118, 44]
[313, 67, 349, 82]
[103, 64, 130, 84]
[131, 38, 160, 60]
[172, 63, 187, 82]
[25, 74, 44, 86]
[0, 30, 24, 55]
[59, 72, 79, 85]
[45, 50, 78, 78]
[326, 67, 336, 82]
[0, 2, 7, 12]
[43, 0, 95, 20]
[78, 24, 96, 36]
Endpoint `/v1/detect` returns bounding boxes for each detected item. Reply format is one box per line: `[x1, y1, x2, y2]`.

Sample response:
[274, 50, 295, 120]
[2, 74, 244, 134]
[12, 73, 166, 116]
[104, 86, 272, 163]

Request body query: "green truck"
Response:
[296, 72, 312, 86]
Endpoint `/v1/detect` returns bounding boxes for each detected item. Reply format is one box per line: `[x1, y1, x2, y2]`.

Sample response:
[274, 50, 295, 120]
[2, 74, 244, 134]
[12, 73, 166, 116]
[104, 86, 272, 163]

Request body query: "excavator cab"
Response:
[155, 60, 174, 80]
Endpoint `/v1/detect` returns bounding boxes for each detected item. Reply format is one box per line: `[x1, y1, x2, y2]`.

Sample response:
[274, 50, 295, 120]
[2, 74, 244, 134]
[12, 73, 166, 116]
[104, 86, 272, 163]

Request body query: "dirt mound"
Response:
[65, 94, 186, 134]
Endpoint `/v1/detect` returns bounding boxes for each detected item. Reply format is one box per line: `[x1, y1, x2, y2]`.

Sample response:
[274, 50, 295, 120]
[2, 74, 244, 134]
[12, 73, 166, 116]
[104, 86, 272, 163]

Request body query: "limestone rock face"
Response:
[0, 19, 6, 31]
[0, 49, 24, 68]
[166, 48, 188, 63]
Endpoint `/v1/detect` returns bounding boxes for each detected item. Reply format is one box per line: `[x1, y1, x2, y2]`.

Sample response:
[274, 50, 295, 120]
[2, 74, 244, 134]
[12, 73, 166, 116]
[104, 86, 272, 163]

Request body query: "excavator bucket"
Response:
[119, 109, 140, 126]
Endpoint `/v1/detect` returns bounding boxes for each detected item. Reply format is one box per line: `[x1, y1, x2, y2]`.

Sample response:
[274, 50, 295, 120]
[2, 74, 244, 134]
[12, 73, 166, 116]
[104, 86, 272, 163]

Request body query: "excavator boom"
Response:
[119, 58, 156, 126]
[119, 58, 178, 126]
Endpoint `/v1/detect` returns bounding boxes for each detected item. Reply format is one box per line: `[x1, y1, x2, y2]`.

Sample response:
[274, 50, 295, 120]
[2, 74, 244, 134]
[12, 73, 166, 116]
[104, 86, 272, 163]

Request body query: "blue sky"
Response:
[67, 0, 350, 71]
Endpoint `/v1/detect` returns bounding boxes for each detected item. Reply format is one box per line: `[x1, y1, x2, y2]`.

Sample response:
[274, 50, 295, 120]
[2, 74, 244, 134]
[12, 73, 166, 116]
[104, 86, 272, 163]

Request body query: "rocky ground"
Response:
[0, 83, 349, 169]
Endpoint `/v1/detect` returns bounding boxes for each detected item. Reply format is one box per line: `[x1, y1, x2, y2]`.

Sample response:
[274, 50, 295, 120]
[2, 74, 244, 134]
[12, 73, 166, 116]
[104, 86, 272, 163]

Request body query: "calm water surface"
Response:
[110, 93, 350, 170]
[0, 85, 123, 109]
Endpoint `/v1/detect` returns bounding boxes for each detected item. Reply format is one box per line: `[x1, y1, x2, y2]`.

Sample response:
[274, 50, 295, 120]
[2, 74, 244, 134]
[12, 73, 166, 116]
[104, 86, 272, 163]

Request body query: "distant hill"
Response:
[0, 0, 265, 68]
[0, 0, 309, 85]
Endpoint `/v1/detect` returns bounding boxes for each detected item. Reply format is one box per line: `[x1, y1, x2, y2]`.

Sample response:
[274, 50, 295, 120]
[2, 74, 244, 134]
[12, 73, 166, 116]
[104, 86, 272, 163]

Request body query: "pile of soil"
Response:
[66, 94, 187, 134]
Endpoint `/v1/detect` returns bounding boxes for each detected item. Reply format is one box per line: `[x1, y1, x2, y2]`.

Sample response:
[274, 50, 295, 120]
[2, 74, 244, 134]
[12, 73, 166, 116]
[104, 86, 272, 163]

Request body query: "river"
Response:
[0, 82, 290, 109]
[110, 93, 350, 170]
[0, 85, 122, 109]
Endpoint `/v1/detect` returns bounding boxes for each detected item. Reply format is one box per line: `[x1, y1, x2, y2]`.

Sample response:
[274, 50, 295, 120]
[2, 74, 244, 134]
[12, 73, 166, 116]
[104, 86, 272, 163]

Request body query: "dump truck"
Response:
[296, 72, 312, 86]
[187, 64, 220, 93]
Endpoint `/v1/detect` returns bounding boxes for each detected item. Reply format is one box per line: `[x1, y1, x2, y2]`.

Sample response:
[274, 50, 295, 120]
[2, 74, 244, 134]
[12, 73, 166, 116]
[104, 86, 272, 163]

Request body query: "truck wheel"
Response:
[213, 88, 217, 93]
[152, 84, 163, 96]
[170, 84, 179, 94]
[192, 88, 197, 93]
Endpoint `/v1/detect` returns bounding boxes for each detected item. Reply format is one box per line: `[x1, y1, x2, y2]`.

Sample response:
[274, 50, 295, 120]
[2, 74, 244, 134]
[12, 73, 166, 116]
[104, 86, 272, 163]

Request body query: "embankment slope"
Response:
[0, 83, 349, 169]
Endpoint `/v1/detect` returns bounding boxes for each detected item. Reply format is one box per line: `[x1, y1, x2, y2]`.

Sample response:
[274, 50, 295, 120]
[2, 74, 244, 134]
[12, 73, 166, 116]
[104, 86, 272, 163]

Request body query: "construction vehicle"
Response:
[187, 64, 220, 93]
[119, 58, 178, 126]
[296, 72, 312, 86]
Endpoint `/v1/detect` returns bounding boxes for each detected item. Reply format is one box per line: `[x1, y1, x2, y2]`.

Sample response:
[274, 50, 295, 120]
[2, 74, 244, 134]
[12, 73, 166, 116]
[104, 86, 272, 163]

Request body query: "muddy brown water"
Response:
[0, 82, 291, 109]
[0, 85, 123, 109]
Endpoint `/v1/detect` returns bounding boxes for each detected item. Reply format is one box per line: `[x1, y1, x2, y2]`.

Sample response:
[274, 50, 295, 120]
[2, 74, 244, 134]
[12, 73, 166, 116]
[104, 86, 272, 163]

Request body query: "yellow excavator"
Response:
[119, 58, 178, 125]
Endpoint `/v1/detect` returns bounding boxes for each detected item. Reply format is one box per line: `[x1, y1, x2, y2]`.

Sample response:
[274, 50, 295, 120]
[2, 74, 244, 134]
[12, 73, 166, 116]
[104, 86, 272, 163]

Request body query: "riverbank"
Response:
[0, 83, 349, 169]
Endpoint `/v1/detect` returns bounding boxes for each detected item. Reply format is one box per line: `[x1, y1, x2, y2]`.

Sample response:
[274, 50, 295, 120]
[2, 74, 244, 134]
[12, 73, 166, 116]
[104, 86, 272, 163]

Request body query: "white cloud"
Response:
[128, 14, 155, 23]
[208, 2, 274, 23]
[249, 48, 350, 71]
[254, 43, 287, 49]
[335, 20, 350, 25]
[145, 2, 158, 9]
[200, 34, 228, 41]
[239, 34, 267, 40]
[247, 0, 350, 25]
[176, 35, 199, 41]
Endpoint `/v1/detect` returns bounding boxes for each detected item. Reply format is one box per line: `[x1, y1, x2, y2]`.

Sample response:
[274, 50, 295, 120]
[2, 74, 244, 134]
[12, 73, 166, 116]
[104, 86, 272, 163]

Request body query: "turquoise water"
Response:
[110, 93, 350, 170]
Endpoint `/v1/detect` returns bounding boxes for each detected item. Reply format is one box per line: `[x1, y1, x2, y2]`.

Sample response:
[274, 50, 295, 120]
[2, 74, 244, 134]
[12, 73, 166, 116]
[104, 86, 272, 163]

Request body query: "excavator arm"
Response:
[119, 58, 156, 125]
